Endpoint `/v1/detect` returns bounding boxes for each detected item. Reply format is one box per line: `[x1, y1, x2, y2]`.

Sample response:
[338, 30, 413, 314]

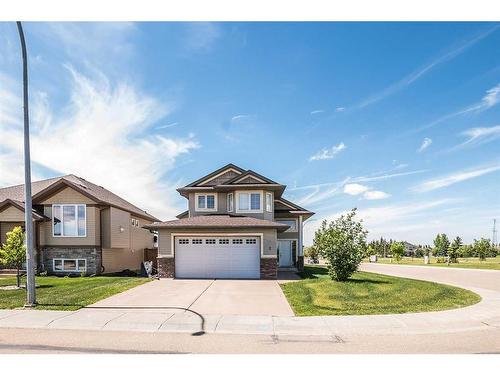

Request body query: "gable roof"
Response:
[0, 199, 49, 221]
[0, 175, 158, 221]
[274, 197, 314, 220]
[223, 170, 279, 185]
[185, 163, 246, 187]
[177, 163, 286, 197]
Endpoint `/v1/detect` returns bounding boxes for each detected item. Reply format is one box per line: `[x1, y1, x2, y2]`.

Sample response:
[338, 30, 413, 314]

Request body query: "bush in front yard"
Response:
[314, 208, 367, 281]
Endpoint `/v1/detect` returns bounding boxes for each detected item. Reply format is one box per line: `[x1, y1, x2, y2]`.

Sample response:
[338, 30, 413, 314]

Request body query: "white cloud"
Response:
[231, 114, 250, 122]
[335, 107, 345, 112]
[363, 190, 391, 200]
[183, 22, 221, 53]
[412, 164, 500, 193]
[0, 67, 199, 220]
[417, 137, 432, 152]
[418, 83, 500, 132]
[355, 26, 498, 108]
[455, 124, 500, 148]
[309, 142, 346, 161]
[343, 183, 369, 196]
[310, 109, 325, 115]
[303, 199, 464, 245]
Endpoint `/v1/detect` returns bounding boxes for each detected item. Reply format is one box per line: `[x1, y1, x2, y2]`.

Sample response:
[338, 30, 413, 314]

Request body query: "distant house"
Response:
[0, 175, 158, 275]
[402, 241, 419, 256]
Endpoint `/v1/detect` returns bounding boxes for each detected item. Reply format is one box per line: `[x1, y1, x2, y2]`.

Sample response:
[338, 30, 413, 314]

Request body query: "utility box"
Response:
[424, 255, 430, 264]
[370, 255, 378, 263]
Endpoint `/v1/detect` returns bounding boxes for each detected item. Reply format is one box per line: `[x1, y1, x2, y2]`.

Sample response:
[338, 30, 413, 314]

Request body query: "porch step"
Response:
[278, 267, 298, 272]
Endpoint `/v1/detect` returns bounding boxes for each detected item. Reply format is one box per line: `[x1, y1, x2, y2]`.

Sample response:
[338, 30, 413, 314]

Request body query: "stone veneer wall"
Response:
[41, 246, 102, 275]
[260, 258, 278, 279]
[158, 257, 175, 278]
[297, 255, 304, 272]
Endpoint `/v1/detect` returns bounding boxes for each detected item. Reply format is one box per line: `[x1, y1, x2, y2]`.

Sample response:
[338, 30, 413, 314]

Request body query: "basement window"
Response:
[53, 259, 87, 272]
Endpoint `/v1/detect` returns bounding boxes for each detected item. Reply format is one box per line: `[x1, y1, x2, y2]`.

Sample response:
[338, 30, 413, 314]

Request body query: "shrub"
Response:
[436, 257, 447, 263]
[390, 242, 405, 262]
[0, 226, 26, 288]
[314, 208, 367, 281]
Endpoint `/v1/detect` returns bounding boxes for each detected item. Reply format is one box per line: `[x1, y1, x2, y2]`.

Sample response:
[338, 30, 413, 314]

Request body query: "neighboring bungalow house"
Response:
[0, 175, 158, 275]
[145, 164, 314, 279]
[402, 241, 419, 256]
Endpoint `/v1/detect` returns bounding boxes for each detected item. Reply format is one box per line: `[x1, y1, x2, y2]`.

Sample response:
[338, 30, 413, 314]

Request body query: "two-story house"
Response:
[0, 175, 158, 275]
[145, 164, 314, 279]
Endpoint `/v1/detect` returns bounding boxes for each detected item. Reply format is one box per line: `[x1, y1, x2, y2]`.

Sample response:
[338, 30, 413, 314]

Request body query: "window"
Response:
[53, 259, 87, 272]
[179, 239, 189, 244]
[277, 219, 297, 232]
[237, 192, 261, 212]
[265, 192, 273, 212]
[131, 218, 139, 227]
[206, 239, 216, 244]
[195, 193, 217, 211]
[246, 238, 257, 245]
[227, 193, 233, 212]
[192, 239, 203, 244]
[219, 239, 229, 245]
[232, 239, 243, 245]
[52, 204, 86, 237]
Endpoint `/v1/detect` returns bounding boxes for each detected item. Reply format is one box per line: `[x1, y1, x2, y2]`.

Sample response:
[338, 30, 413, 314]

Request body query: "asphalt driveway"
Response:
[88, 278, 294, 316]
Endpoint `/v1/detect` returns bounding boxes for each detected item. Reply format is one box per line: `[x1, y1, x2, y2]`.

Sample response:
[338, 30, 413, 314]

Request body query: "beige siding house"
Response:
[145, 164, 314, 280]
[0, 175, 158, 275]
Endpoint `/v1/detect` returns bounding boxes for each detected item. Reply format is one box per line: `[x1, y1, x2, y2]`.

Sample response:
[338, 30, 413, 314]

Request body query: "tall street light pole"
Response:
[17, 21, 36, 307]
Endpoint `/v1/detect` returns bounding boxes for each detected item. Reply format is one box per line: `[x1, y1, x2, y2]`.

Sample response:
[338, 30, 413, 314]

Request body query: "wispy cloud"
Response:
[417, 137, 432, 153]
[183, 22, 221, 54]
[343, 183, 369, 196]
[351, 169, 428, 183]
[0, 67, 199, 219]
[461, 125, 500, 146]
[412, 164, 500, 193]
[418, 82, 500, 132]
[363, 190, 391, 200]
[335, 107, 345, 112]
[156, 122, 179, 130]
[309, 142, 346, 161]
[303, 199, 458, 245]
[231, 114, 251, 122]
[310, 109, 325, 115]
[355, 26, 498, 109]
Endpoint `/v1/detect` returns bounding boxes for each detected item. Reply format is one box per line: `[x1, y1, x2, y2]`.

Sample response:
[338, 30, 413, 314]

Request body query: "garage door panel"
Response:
[175, 236, 260, 279]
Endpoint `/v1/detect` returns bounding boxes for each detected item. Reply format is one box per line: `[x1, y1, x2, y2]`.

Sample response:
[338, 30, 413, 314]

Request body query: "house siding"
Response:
[102, 247, 144, 273]
[39, 205, 100, 247]
[0, 205, 26, 222]
[1, 222, 23, 245]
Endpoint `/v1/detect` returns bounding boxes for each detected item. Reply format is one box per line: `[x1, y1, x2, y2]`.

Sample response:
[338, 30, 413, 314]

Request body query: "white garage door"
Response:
[175, 236, 260, 279]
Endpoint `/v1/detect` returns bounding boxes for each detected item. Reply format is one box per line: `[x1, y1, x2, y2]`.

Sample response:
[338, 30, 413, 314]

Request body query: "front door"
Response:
[278, 240, 292, 267]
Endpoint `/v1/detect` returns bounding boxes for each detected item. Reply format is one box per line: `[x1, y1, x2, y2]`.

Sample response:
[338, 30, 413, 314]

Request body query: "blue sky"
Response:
[0, 22, 499, 245]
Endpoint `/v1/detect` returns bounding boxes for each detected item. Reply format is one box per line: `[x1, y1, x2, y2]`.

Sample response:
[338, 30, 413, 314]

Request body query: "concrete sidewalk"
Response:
[0, 286, 499, 336]
[1, 264, 499, 337]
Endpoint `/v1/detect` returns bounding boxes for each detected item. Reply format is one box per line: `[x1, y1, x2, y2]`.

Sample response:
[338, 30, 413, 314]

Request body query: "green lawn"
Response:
[281, 265, 480, 316]
[0, 276, 150, 310]
[367, 257, 500, 270]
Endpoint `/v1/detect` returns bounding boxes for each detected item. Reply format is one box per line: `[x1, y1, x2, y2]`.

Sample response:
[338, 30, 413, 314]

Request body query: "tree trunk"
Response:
[17, 266, 20, 288]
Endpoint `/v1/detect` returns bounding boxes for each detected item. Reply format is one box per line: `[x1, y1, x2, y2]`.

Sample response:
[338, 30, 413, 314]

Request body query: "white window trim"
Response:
[52, 204, 87, 238]
[227, 193, 234, 212]
[194, 193, 218, 212]
[235, 190, 263, 213]
[52, 258, 87, 272]
[265, 192, 273, 212]
[277, 218, 298, 232]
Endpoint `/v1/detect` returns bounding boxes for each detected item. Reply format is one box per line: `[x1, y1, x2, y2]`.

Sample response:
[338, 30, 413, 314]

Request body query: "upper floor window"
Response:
[53, 204, 86, 237]
[237, 192, 261, 212]
[277, 219, 297, 232]
[227, 193, 234, 212]
[265, 192, 273, 212]
[195, 193, 217, 211]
